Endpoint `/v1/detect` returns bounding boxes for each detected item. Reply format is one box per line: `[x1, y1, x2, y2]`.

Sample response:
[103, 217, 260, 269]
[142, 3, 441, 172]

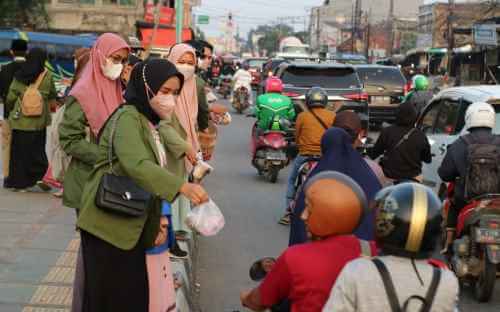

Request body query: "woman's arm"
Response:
[114, 111, 185, 202]
[58, 98, 99, 165]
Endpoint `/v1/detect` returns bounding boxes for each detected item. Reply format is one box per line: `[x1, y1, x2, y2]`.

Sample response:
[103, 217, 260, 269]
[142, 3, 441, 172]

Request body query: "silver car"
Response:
[416, 85, 500, 196]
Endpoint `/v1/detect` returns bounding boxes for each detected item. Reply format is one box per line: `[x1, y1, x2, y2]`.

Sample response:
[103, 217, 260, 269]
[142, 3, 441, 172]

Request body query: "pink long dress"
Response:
[147, 125, 177, 312]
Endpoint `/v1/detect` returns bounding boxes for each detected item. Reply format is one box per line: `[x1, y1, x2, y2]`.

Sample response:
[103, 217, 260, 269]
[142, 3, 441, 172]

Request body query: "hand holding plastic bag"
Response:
[185, 199, 225, 236]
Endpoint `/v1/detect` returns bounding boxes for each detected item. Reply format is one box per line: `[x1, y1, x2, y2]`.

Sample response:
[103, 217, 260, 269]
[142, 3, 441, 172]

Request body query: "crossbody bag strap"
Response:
[309, 109, 330, 130]
[383, 128, 416, 159]
[419, 267, 441, 312]
[372, 258, 402, 312]
[32, 69, 48, 89]
[107, 108, 126, 174]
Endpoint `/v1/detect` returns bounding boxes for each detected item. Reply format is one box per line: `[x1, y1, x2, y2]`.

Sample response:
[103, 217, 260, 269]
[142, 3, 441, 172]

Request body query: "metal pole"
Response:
[176, 0, 184, 43]
[447, 0, 455, 74]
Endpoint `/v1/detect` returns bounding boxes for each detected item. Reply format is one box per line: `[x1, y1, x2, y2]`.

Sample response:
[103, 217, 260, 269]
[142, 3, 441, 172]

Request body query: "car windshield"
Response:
[356, 67, 406, 86]
[283, 46, 308, 54]
[247, 59, 266, 68]
[281, 67, 361, 89]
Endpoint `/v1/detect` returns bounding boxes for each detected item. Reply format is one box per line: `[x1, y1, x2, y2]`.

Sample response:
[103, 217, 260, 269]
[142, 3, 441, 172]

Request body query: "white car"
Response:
[417, 85, 500, 197]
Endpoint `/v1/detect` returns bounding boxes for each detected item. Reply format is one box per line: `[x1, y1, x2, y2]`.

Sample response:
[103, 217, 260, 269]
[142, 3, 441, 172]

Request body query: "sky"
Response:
[193, 0, 450, 38]
[193, 0, 324, 39]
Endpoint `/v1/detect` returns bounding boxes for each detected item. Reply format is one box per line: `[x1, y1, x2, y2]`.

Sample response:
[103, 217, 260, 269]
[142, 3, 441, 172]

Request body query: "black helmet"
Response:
[305, 87, 328, 109]
[374, 183, 442, 259]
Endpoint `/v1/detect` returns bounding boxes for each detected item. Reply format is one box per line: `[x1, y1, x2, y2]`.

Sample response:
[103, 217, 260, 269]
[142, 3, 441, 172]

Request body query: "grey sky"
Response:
[193, 0, 323, 38]
[193, 0, 446, 38]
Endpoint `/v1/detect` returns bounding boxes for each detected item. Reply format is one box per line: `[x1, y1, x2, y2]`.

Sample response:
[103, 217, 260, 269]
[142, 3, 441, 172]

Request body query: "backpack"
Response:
[462, 134, 500, 200]
[48, 105, 72, 182]
[372, 258, 441, 312]
[21, 70, 47, 117]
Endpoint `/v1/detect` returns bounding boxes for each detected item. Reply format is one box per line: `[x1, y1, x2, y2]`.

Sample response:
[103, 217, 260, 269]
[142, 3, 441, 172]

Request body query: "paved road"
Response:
[196, 100, 500, 311]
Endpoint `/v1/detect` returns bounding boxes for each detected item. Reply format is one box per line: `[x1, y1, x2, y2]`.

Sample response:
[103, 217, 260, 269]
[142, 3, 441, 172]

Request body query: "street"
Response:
[1, 100, 500, 311]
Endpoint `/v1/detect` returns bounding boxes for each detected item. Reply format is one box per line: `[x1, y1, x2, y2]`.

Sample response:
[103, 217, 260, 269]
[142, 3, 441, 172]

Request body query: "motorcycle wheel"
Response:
[474, 246, 497, 302]
[266, 166, 279, 183]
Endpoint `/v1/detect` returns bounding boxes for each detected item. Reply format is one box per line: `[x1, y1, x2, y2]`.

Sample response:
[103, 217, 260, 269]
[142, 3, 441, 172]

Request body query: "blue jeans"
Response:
[285, 155, 308, 212]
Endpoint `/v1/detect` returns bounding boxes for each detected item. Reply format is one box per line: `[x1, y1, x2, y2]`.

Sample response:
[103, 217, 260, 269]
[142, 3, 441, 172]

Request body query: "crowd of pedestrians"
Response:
[0, 33, 225, 312]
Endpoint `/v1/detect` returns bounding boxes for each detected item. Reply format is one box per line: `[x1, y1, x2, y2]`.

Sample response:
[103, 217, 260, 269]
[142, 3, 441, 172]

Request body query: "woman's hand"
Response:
[154, 216, 169, 246]
[185, 146, 198, 166]
[179, 183, 209, 206]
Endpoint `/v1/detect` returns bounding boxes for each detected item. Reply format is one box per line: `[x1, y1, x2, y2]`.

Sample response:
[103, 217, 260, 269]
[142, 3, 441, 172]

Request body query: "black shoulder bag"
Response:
[95, 109, 152, 217]
[372, 258, 441, 312]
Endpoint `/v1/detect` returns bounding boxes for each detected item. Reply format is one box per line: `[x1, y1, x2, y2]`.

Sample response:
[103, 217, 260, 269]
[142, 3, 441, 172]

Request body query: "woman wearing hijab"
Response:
[289, 127, 382, 246]
[167, 44, 201, 247]
[59, 33, 129, 212]
[38, 47, 91, 195]
[4, 48, 57, 191]
[57, 33, 129, 312]
[76, 58, 209, 311]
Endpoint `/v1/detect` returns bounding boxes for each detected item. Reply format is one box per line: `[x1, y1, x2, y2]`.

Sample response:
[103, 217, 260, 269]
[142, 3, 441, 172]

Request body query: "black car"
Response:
[273, 61, 368, 117]
[354, 65, 407, 124]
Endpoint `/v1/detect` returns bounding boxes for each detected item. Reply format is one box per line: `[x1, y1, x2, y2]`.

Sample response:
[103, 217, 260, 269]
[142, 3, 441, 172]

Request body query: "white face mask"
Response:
[176, 64, 195, 80]
[102, 58, 123, 81]
[150, 93, 177, 115]
[198, 58, 209, 71]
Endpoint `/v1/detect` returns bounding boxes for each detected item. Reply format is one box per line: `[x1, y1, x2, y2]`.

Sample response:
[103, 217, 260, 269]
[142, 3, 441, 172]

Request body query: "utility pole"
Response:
[316, 8, 321, 51]
[175, 0, 183, 43]
[388, 0, 395, 56]
[447, 0, 455, 74]
[365, 11, 371, 60]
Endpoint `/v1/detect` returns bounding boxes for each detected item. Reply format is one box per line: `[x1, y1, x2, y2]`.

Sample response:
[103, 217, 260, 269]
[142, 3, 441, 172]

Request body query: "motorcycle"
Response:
[232, 86, 250, 114]
[251, 120, 291, 183]
[218, 74, 232, 99]
[443, 183, 500, 302]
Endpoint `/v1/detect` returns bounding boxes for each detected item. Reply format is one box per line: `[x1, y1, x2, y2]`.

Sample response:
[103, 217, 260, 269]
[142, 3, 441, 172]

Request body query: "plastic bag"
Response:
[185, 199, 225, 236]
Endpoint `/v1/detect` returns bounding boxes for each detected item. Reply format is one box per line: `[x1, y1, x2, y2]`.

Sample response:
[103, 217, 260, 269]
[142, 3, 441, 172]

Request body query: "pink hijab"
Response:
[167, 44, 199, 166]
[70, 33, 129, 136]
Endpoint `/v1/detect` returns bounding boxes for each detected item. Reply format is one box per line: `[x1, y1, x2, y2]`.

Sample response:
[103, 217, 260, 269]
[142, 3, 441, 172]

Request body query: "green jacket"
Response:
[59, 97, 98, 209]
[196, 76, 209, 132]
[6, 72, 57, 130]
[77, 105, 185, 250]
[255, 93, 295, 130]
[158, 114, 190, 179]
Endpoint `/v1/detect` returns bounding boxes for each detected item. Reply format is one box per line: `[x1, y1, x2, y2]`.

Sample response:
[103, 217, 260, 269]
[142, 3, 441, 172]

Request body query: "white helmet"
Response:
[465, 102, 496, 130]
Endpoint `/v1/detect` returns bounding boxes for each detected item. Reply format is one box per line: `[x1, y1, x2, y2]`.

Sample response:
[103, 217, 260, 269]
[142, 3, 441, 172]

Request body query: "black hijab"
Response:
[124, 59, 184, 125]
[396, 102, 418, 127]
[15, 48, 47, 85]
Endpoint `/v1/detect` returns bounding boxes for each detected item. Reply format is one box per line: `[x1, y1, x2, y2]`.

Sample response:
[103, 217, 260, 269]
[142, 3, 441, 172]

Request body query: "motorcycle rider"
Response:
[438, 102, 500, 253]
[241, 171, 377, 311]
[369, 103, 432, 183]
[404, 74, 433, 115]
[254, 76, 295, 132]
[323, 183, 459, 312]
[231, 63, 253, 106]
[281, 87, 334, 225]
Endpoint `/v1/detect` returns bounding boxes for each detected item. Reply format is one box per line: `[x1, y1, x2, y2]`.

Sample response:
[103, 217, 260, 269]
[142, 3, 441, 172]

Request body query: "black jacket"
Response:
[369, 103, 431, 180]
[0, 59, 25, 118]
[370, 125, 432, 179]
[438, 128, 496, 203]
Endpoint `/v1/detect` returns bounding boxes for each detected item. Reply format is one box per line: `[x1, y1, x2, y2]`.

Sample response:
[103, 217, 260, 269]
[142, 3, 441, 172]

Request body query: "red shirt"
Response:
[258, 235, 377, 312]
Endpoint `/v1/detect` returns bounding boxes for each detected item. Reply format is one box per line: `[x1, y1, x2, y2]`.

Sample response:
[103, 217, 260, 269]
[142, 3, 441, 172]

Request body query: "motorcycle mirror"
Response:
[279, 118, 291, 130]
[249, 257, 276, 282]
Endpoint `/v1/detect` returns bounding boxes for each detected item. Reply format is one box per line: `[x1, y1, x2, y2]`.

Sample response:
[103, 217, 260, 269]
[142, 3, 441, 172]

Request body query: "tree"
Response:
[0, 0, 49, 30]
[247, 24, 294, 56]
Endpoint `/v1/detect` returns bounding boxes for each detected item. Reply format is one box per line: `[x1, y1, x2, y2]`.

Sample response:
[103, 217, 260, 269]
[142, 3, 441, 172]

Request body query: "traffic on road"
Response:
[2, 1, 500, 312]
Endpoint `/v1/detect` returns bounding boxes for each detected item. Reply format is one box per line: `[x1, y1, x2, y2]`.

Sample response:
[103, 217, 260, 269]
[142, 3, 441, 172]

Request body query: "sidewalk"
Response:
[0, 123, 195, 312]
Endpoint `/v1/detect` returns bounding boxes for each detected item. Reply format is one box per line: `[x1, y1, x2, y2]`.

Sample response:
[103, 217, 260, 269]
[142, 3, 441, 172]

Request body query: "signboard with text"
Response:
[474, 24, 498, 46]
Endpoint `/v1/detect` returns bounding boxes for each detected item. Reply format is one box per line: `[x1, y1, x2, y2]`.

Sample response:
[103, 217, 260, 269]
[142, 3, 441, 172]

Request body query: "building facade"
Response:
[44, 0, 195, 36]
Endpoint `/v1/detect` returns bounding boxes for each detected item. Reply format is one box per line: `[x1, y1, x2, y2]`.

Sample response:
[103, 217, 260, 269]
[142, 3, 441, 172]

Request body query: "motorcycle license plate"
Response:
[475, 228, 500, 243]
[266, 151, 287, 161]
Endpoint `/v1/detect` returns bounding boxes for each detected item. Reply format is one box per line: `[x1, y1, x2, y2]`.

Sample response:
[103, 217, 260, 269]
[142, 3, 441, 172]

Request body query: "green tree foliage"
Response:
[248, 24, 294, 55]
[0, 0, 49, 30]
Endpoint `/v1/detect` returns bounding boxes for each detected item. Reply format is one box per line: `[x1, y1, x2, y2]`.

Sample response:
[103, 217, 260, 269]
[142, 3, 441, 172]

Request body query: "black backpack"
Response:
[462, 134, 500, 200]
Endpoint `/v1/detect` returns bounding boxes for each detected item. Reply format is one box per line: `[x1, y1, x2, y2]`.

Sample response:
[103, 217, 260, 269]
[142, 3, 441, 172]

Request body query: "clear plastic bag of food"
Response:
[185, 199, 225, 236]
